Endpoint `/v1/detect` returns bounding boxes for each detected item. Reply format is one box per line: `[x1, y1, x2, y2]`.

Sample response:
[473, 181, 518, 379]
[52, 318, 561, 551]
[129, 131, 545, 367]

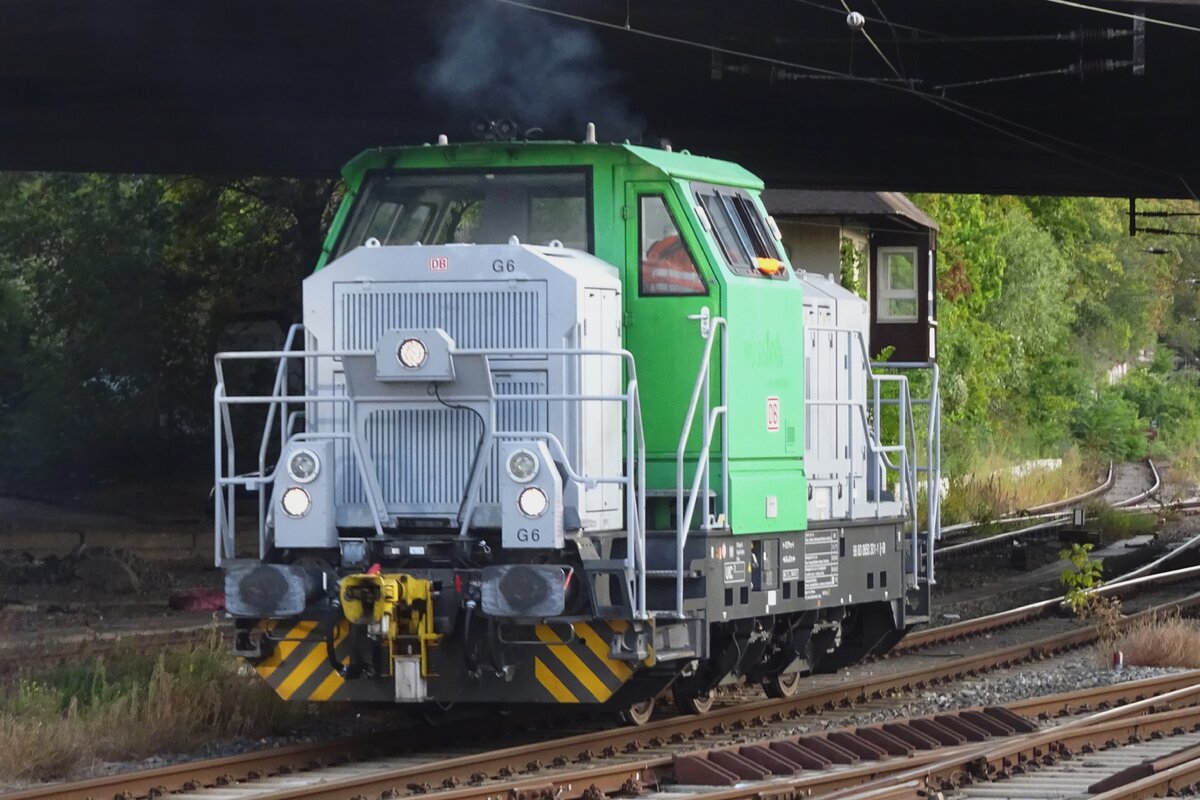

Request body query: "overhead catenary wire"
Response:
[933, 59, 1134, 91]
[931, 92, 1199, 201]
[1039, 0, 1200, 34]
[793, 4, 1198, 200]
[788, 0, 947, 38]
[868, 0, 909, 79]
[491, 0, 1183, 195]
[830, 4, 1198, 201]
[838, 0, 906, 82]
[828, 5, 1184, 193]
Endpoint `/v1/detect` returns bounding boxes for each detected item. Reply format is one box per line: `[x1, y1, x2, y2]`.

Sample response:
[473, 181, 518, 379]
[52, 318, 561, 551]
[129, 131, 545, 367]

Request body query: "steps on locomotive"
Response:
[644, 531, 709, 614]
[644, 488, 719, 533]
[591, 531, 709, 617]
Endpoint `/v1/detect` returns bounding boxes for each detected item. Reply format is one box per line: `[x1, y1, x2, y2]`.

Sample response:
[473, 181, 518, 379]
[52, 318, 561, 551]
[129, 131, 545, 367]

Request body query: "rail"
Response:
[939, 461, 1113, 540]
[674, 307, 729, 617]
[940, 459, 1159, 553]
[20, 666, 1200, 800]
[213, 336, 650, 618]
[17, 578, 1200, 800]
[1111, 458, 1161, 508]
[1023, 460, 1115, 515]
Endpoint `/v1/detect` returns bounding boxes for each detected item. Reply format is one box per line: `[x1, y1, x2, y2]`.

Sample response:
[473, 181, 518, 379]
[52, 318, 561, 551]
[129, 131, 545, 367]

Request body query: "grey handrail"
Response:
[808, 326, 941, 586]
[214, 342, 651, 618]
[674, 309, 729, 618]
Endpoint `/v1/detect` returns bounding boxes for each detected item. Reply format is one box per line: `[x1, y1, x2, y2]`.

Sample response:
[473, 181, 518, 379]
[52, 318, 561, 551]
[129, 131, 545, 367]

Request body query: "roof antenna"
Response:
[584, 122, 597, 144]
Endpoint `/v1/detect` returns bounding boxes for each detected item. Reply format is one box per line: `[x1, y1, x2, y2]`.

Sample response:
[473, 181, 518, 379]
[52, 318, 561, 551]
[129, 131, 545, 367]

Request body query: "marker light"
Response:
[281, 486, 312, 518]
[506, 449, 540, 483]
[287, 448, 320, 483]
[518, 487, 549, 518]
[397, 338, 429, 369]
[756, 257, 786, 275]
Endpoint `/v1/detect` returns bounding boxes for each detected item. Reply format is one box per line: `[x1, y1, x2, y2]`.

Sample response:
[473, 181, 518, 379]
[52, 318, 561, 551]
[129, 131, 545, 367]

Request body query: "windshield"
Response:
[333, 170, 591, 257]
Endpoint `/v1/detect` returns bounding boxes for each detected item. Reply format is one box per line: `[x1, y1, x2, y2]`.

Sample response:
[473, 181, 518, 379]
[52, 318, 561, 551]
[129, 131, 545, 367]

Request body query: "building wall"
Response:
[770, 205, 938, 364]
[778, 219, 840, 280]
[868, 229, 936, 362]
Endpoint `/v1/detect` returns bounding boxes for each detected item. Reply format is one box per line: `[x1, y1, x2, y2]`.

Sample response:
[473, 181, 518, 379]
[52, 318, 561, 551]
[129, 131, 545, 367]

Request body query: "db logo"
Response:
[766, 396, 780, 432]
[429, 256, 449, 272]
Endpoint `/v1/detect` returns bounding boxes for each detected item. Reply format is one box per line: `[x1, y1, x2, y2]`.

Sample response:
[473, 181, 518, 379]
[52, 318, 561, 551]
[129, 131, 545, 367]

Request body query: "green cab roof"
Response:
[340, 140, 764, 190]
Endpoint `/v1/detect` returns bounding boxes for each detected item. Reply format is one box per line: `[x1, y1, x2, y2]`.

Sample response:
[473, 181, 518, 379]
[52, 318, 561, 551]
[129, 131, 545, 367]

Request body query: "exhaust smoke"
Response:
[425, 0, 645, 141]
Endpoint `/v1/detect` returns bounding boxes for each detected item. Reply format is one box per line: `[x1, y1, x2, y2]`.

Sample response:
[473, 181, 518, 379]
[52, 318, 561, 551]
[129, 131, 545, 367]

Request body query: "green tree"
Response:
[0, 173, 336, 491]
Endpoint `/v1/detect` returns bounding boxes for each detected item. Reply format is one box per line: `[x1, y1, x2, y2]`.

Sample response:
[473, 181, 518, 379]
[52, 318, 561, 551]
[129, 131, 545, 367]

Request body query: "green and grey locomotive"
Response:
[214, 133, 941, 720]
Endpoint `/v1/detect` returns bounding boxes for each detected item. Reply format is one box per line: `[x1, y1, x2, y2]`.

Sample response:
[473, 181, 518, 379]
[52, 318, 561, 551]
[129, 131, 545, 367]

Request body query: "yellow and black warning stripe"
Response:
[250, 618, 352, 702]
[531, 620, 638, 703]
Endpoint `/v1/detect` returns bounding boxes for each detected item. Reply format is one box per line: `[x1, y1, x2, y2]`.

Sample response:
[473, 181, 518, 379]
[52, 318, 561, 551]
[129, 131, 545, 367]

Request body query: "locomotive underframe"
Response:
[231, 516, 926, 706]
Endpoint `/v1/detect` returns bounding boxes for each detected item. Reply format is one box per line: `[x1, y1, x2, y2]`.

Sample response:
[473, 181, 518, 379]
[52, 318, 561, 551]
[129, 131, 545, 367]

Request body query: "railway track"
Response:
[938, 459, 1166, 559]
[10, 586, 1200, 800]
[669, 680, 1200, 800]
[896, 559, 1200, 654]
[938, 461, 1115, 543]
[21, 665, 1200, 800]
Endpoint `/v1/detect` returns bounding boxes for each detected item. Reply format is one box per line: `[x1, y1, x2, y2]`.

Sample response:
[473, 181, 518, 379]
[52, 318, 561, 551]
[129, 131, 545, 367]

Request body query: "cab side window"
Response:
[695, 187, 788, 281]
[638, 195, 707, 296]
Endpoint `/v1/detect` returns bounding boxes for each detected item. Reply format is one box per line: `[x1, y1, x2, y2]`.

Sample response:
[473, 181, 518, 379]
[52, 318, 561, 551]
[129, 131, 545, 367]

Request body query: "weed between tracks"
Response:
[0, 625, 308, 782]
[1105, 612, 1200, 669]
[941, 448, 1096, 526]
[1084, 503, 1160, 542]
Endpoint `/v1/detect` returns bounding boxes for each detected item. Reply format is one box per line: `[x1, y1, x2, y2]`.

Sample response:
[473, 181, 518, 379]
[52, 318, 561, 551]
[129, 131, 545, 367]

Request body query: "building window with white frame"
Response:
[877, 246, 919, 322]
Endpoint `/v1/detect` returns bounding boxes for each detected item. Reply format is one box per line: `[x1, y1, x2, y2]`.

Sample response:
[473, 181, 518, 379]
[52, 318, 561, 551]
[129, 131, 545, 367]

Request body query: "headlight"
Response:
[281, 486, 312, 518]
[287, 448, 320, 483]
[506, 449, 539, 483]
[397, 338, 428, 369]
[518, 486, 549, 518]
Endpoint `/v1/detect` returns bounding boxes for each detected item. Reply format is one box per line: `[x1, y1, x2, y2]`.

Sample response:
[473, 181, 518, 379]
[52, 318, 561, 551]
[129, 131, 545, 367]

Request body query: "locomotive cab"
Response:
[213, 135, 940, 714]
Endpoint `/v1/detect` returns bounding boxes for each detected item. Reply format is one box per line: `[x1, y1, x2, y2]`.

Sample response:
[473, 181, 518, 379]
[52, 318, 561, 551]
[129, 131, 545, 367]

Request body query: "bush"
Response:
[1110, 613, 1200, 669]
[1071, 388, 1146, 460]
[1060, 542, 1102, 614]
[0, 630, 309, 781]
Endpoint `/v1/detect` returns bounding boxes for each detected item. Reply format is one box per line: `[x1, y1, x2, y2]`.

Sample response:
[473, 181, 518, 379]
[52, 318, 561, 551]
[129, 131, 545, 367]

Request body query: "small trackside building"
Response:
[762, 190, 938, 364]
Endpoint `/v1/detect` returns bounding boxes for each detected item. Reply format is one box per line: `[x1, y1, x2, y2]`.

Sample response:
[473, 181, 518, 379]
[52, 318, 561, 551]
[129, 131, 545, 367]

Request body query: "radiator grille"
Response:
[365, 407, 483, 507]
[329, 280, 550, 518]
[335, 282, 546, 351]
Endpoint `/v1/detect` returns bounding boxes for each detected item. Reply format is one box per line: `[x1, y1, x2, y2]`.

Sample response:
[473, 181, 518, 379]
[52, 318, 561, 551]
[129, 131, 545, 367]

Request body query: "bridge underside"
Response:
[2, 0, 1197, 196]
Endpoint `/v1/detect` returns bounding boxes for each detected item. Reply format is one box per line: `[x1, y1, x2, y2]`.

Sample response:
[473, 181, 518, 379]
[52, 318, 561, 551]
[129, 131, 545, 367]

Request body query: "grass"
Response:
[1083, 503, 1159, 543]
[941, 447, 1100, 526]
[1105, 612, 1200, 669]
[1163, 446, 1200, 501]
[0, 626, 309, 783]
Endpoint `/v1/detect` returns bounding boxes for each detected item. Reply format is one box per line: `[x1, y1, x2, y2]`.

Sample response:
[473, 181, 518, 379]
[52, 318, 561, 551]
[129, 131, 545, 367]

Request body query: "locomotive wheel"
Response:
[618, 697, 657, 726]
[764, 671, 801, 698]
[673, 689, 714, 715]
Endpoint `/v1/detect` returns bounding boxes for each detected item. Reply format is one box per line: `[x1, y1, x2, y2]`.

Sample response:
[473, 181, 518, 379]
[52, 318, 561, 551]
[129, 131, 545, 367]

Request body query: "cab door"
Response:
[621, 181, 722, 504]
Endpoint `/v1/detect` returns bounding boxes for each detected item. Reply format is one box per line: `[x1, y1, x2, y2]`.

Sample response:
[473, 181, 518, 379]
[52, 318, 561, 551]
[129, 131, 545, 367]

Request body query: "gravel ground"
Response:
[64, 648, 1182, 790]
[748, 651, 1189, 738]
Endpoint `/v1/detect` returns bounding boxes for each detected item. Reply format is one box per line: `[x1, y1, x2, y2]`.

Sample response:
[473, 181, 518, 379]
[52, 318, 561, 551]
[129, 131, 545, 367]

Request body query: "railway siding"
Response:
[8, 591, 1200, 800]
